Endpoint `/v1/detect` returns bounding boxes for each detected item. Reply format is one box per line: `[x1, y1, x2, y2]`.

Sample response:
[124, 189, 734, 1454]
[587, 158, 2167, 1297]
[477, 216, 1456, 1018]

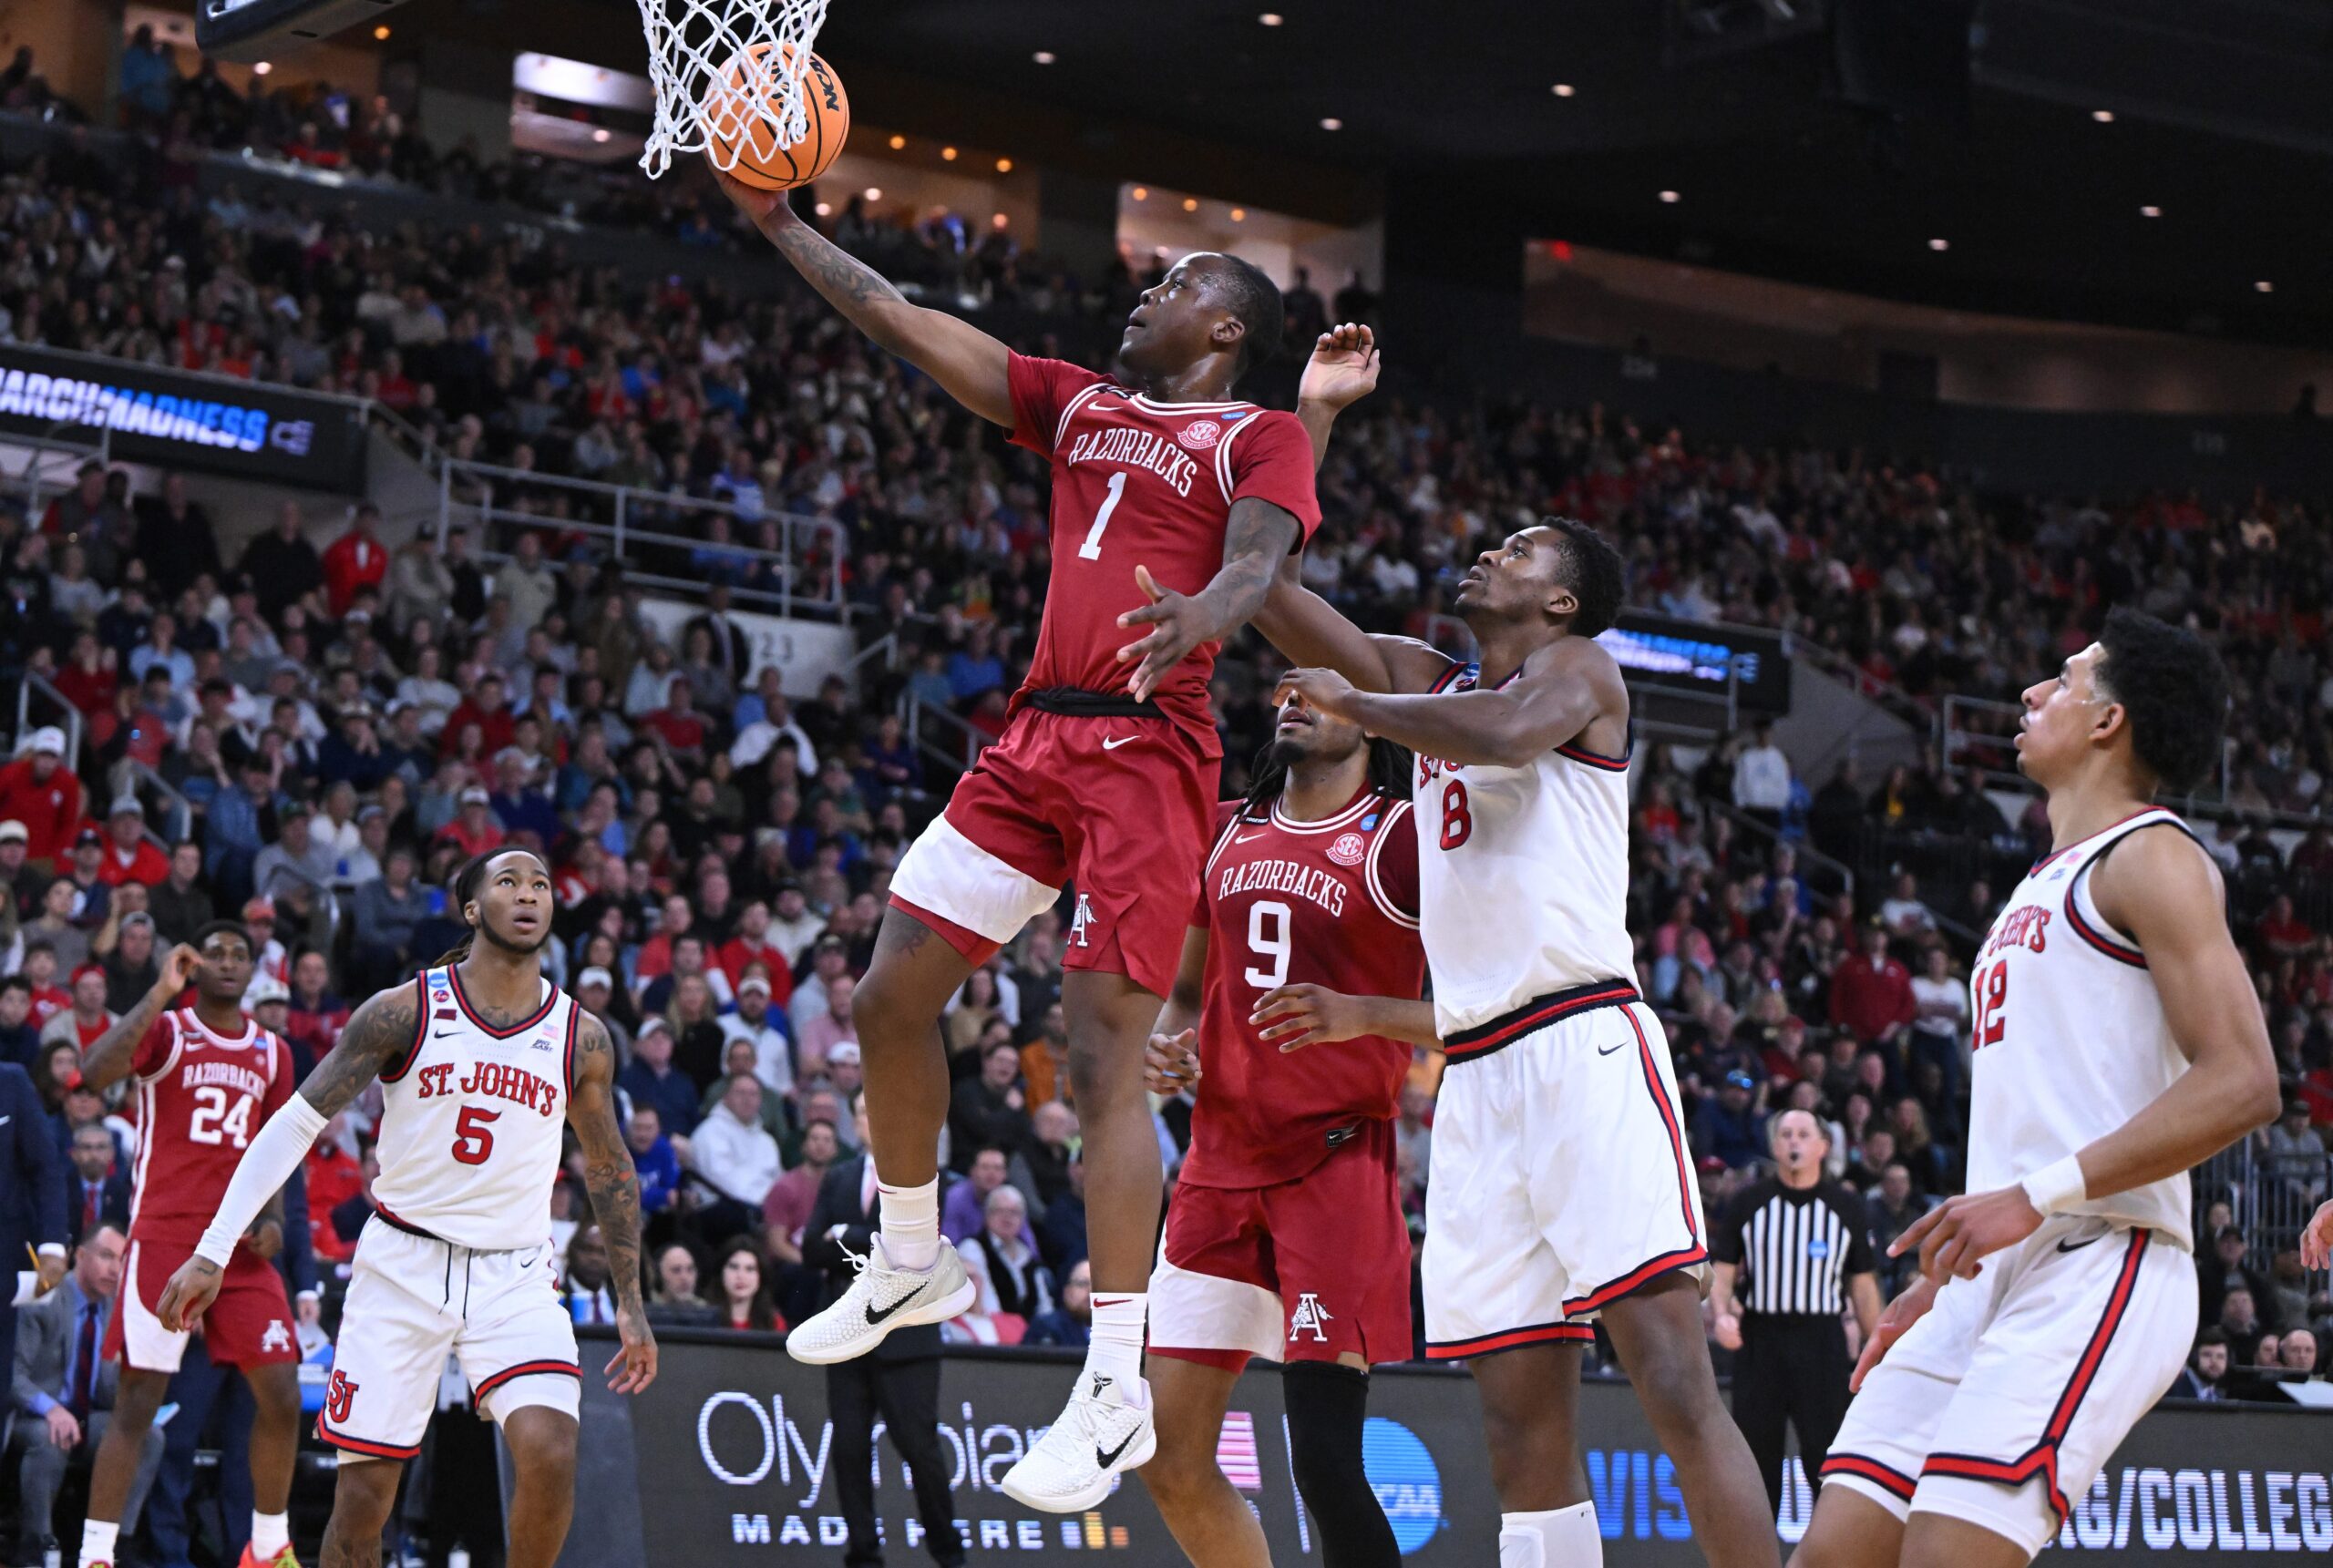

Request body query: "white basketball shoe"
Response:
[784, 1235, 975, 1365]
[997, 1370, 1156, 1512]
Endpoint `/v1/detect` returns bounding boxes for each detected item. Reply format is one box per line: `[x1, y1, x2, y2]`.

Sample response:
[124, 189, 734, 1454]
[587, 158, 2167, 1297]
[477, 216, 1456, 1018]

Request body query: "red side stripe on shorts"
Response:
[1823, 1453, 1917, 1500]
[1423, 1321, 1595, 1359]
[473, 1359, 581, 1399]
[887, 894, 1003, 970]
[1443, 984, 1639, 1061]
[1561, 1244, 1711, 1317]
[1626, 1005, 1701, 1246]
[315, 1419, 421, 1460]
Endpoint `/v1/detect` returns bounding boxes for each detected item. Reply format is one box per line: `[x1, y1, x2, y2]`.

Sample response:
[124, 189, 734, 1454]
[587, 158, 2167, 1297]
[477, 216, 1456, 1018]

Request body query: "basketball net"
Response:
[632, 0, 832, 178]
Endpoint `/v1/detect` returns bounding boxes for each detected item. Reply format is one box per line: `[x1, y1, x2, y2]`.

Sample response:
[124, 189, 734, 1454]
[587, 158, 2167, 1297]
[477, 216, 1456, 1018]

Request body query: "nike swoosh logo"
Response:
[2055, 1235, 2102, 1253]
[1596, 1040, 1627, 1056]
[1103, 735, 1137, 751]
[1096, 1433, 1136, 1470]
[1234, 833, 1266, 845]
[864, 1276, 930, 1326]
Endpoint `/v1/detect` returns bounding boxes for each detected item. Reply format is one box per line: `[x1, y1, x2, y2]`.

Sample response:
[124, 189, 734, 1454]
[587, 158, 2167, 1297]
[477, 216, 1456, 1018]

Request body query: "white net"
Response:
[633, 0, 833, 179]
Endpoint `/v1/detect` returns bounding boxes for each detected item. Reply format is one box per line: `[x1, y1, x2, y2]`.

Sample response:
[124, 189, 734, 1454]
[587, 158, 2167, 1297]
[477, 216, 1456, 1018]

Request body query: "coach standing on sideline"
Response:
[1709, 1108, 1880, 1517]
[1, 1061, 67, 1379]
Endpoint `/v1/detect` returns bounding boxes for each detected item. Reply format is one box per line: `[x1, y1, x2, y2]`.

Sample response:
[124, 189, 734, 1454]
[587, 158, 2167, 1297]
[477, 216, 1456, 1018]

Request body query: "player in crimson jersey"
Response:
[712, 175, 1321, 1506]
[74, 924, 304, 1568]
[1136, 695, 1429, 1568]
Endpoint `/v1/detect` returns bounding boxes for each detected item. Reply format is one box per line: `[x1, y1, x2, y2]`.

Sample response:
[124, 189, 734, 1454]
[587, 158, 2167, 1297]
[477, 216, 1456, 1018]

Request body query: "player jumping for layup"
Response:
[711, 177, 1321, 1508]
[1265, 324, 1777, 1568]
[158, 849, 658, 1568]
[1796, 610, 2276, 1568]
[1139, 695, 1427, 1568]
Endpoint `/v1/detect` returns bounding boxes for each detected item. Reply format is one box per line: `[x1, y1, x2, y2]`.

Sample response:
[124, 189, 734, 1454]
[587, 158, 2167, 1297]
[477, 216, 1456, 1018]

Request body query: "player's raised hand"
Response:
[1298, 323, 1382, 414]
[1117, 565, 1208, 702]
[1144, 1029, 1200, 1095]
[606, 1307, 660, 1395]
[157, 1255, 224, 1334]
[1270, 667, 1360, 723]
[706, 159, 798, 231]
[155, 942, 202, 999]
[2302, 1200, 2333, 1271]
[1889, 1184, 2043, 1284]
[1850, 1274, 1937, 1392]
[1251, 984, 1366, 1051]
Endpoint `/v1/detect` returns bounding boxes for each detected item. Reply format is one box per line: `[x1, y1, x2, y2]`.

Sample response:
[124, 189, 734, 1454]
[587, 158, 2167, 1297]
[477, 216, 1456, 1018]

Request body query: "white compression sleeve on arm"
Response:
[195, 1095, 328, 1267]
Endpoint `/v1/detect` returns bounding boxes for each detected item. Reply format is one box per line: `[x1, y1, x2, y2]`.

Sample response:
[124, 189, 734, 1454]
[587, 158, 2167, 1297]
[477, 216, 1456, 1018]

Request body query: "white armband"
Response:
[2020, 1153, 2088, 1218]
[195, 1095, 328, 1267]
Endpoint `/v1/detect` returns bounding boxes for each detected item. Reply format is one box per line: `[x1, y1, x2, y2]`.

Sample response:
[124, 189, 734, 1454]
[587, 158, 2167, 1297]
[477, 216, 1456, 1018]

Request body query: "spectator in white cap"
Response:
[0, 819, 37, 925]
[98, 796, 169, 888]
[246, 975, 292, 1040]
[0, 728, 84, 866]
[825, 1040, 865, 1101]
[573, 966, 632, 1061]
[719, 968, 795, 1099]
[434, 783, 506, 859]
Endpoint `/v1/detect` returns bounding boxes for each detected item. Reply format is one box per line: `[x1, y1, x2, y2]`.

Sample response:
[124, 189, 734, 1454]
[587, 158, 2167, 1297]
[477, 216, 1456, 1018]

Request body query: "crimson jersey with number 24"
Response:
[1005, 353, 1321, 747]
[127, 1009, 296, 1248]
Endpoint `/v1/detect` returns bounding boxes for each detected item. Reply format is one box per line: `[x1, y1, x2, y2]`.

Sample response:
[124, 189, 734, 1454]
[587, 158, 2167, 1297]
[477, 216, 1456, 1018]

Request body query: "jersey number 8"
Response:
[1439, 781, 1473, 850]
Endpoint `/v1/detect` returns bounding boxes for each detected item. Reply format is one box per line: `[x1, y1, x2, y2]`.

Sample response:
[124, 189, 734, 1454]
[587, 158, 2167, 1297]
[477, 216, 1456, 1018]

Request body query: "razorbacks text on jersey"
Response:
[373, 964, 578, 1251]
[1005, 353, 1321, 749]
[128, 1008, 295, 1245]
[1413, 661, 1636, 1046]
[1964, 808, 2196, 1247]
[1180, 789, 1423, 1188]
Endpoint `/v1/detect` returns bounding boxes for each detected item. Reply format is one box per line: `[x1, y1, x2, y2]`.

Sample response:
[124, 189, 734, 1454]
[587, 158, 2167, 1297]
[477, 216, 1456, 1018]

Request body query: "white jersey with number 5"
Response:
[1966, 808, 2195, 1249]
[1413, 661, 1636, 1039]
[371, 964, 578, 1251]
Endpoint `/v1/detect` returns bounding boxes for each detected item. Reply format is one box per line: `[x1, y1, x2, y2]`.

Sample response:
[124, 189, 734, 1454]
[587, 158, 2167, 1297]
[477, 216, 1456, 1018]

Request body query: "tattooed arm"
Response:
[78, 943, 200, 1094]
[570, 1010, 658, 1393]
[710, 168, 1013, 428]
[1115, 498, 1303, 702]
[156, 983, 420, 1331]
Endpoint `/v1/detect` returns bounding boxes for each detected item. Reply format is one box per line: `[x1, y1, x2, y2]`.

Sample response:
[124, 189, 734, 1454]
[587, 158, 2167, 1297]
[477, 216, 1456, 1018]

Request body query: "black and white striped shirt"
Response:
[1712, 1178, 1875, 1319]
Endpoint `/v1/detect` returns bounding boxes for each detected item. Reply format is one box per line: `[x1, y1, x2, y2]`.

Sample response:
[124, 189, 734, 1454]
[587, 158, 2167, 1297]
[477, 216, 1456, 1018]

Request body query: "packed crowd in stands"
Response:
[1, 45, 2330, 1429]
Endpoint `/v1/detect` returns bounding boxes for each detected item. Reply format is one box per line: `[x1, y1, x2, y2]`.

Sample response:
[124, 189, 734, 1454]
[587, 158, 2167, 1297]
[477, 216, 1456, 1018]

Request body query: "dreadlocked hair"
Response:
[427, 847, 550, 969]
[1238, 733, 1413, 824]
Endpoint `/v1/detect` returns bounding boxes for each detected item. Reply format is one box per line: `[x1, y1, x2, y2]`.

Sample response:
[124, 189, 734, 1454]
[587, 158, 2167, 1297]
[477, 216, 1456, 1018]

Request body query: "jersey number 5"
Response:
[451, 1105, 500, 1165]
[1439, 781, 1473, 850]
[1971, 962, 2009, 1053]
[187, 1087, 254, 1148]
[1077, 470, 1127, 560]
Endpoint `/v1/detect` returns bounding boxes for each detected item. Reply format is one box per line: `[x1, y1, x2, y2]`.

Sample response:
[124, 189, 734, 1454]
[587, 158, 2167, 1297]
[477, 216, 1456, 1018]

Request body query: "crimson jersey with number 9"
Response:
[127, 1009, 296, 1248]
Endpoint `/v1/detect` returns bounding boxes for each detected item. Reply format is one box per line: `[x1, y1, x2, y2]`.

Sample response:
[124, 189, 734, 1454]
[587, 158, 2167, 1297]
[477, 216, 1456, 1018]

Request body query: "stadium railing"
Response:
[12, 669, 86, 773]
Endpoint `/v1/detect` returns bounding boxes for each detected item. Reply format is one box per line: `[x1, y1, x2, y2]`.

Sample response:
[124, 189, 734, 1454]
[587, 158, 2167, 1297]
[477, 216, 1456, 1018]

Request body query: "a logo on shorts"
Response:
[261, 1319, 292, 1353]
[1327, 832, 1366, 866]
[325, 1368, 359, 1425]
[1070, 893, 1095, 949]
[1289, 1293, 1333, 1343]
[1178, 419, 1222, 451]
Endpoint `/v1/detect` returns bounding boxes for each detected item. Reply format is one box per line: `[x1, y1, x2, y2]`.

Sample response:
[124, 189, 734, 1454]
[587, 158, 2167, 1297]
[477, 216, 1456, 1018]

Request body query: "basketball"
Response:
[704, 43, 848, 190]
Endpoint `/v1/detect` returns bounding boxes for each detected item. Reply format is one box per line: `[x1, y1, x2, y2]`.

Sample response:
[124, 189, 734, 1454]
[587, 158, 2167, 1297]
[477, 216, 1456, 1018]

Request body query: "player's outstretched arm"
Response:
[1278, 635, 1620, 768]
[77, 942, 200, 1094]
[710, 168, 1013, 428]
[570, 1011, 658, 1394]
[2302, 1201, 2333, 1271]
[1296, 323, 1381, 469]
[1115, 500, 1303, 702]
[1893, 829, 2279, 1285]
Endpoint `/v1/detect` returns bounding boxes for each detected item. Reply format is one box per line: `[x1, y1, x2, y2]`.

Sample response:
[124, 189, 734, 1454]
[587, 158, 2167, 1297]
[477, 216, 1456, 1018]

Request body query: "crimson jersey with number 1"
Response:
[128, 1009, 296, 1245]
[1180, 790, 1424, 1189]
[1005, 353, 1322, 751]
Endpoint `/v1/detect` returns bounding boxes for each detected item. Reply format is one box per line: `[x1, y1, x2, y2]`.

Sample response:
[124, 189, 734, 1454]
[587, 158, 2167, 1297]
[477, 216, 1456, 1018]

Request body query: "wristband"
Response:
[2020, 1153, 2087, 1217]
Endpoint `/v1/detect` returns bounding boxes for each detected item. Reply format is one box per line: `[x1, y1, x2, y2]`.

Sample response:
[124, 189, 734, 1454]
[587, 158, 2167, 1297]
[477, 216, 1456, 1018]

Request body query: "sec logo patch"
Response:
[1177, 419, 1222, 451]
[1328, 832, 1366, 866]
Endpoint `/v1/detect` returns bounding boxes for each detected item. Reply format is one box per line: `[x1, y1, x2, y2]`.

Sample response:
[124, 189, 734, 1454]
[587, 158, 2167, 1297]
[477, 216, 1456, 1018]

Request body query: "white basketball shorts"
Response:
[1422, 985, 1709, 1359]
[316, 1214, 581, 1460]
[1821, 1216, 2195, 1557]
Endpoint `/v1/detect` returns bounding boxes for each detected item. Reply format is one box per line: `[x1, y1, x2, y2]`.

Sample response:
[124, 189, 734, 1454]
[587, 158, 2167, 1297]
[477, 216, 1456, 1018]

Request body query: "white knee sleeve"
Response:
[1500, 1501, 1600, 1568]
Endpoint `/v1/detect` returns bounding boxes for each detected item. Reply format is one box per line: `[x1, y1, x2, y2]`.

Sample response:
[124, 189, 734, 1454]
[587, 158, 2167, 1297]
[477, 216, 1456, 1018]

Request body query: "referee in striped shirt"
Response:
[1710, 1107, 1882, 1516]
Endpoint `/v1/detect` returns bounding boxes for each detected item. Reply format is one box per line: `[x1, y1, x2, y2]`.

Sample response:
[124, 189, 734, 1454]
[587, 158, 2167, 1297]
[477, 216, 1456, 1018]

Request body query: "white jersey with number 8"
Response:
[1965, 808, 2195, 1249]
[371, 964, 577, 1251]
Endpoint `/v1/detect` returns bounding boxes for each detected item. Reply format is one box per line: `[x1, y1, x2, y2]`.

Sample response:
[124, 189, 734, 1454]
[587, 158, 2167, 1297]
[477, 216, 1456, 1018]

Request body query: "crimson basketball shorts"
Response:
[110, 1235, 299, 1374]
[1150, 1122, 1413, 1368]
[316, 1214, 581, 1461]
[889, 705, 1218, 999]
[1422, 988, 1709, 1359]
[1821, 1218, 2194, 1557]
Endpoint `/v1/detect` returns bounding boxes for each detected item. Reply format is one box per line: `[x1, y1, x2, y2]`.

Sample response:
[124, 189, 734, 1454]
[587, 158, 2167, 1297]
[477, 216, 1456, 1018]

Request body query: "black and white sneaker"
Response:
[997, 1371, 1156, 1512]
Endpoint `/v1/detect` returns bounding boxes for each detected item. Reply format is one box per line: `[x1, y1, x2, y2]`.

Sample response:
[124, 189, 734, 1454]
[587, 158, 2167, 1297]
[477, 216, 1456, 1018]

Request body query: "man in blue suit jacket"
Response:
[0, 1061, 68, 1386]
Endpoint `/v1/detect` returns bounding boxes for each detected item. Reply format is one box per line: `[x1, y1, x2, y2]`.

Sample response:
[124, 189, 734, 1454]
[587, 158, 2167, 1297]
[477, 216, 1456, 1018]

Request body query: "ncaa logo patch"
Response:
[1177, 418, 1222, 451]
[1327, 832, 1366, 866]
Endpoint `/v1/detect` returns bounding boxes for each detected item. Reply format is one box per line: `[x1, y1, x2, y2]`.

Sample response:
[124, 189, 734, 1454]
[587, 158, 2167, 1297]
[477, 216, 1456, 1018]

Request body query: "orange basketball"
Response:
[704, 44, 848, 190]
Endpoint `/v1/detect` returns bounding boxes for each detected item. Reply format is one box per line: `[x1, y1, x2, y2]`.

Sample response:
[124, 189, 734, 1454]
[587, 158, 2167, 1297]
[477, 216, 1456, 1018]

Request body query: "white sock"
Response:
[252, 1511, 291, 1559]
[876, 1175, 940, 1270]
[1086, 1291, 1148, 1399]
[78, 1519, 119, 1568]
[1499, 1502, 1599, 1568]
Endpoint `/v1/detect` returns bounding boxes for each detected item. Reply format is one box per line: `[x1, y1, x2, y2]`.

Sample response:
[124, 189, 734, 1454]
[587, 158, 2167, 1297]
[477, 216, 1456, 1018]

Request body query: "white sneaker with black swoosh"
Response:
[784, 1236, 974, 1365]
[998, 1372, 1156, 1512]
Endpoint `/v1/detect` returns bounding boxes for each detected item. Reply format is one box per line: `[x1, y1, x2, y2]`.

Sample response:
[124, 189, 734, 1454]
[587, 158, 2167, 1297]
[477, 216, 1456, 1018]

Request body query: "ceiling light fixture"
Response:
[2140, 204, 2160, 218]
[1182, 197, 1199, 211]
[1033, 50, 1055, 64]
[865, 187, 882, 201]
[2256, 280, 2275, 292]
[252, 60, 272, 75]
[1131, 186, 1148, 201]
[1259, 11, 1284, 23]
[2092, 109, 2114, 123]
[995, 158, 1012, 172]
[1928, 237, 1949, 251]
[887, 134, 905, 149]
[941, 146, 958, 160]
[1552, 83, 1576, 97]
[1320, 117, 1342, 130]
[1659, 190, 1680, 203]
[591, 128, 611, 143]
[1230, 208, 1247, 221]
[373, 24, 390, 39]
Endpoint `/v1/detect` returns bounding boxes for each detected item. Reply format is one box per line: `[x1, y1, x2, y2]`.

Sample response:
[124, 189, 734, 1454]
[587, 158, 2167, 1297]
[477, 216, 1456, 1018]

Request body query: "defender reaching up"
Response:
[711, 176, 1322, 1510]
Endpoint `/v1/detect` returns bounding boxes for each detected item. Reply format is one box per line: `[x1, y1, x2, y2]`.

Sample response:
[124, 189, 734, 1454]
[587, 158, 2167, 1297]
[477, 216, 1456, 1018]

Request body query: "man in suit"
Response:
[64, 1126, 130, 1243]
[683, 580, 753, 689]
[805, 1093, 964, 1568]
[11, 1224, 163, 1563]
[0, 1061, 67, 1390]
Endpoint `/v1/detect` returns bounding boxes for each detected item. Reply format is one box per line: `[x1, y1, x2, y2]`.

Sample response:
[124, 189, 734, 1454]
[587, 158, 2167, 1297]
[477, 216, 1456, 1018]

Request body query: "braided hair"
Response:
[427, 847, 551, 969]
[1237, 732, 1413, 824]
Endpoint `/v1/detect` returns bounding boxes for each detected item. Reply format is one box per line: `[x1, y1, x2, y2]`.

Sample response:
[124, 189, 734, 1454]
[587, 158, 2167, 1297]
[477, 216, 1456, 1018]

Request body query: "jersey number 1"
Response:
[1078, 470, 1127, 560]
[451, 1105, 500, 1165]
